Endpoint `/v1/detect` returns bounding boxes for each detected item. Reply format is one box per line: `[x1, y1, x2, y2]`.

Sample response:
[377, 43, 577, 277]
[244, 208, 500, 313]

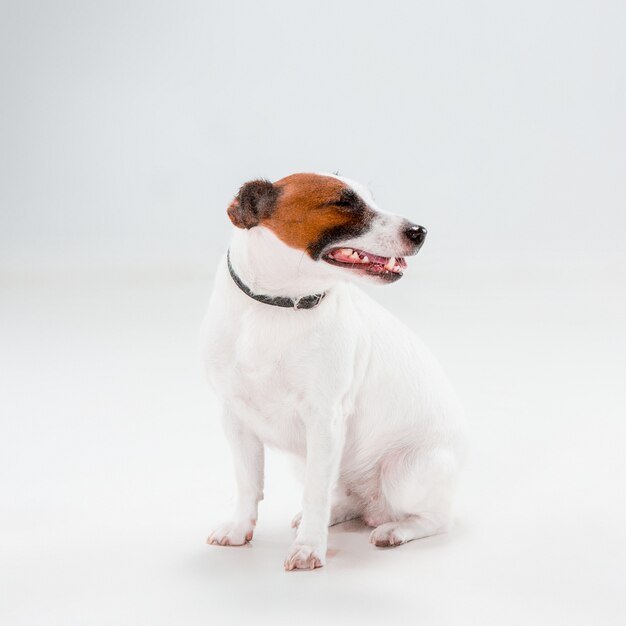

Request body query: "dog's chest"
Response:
[211, 312, 325, 450]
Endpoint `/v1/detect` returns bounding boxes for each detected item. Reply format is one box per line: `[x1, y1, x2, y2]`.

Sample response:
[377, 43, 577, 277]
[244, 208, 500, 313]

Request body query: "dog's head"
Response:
[227, 173, 426, 284]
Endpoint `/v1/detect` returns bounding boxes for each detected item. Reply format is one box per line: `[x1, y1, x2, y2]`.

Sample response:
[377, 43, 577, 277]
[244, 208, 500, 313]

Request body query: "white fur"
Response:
[202, 178, 466, 570]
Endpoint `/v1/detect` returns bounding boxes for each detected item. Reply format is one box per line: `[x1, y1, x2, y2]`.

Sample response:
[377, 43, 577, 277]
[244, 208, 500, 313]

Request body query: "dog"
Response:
[201, 173, 466, 571]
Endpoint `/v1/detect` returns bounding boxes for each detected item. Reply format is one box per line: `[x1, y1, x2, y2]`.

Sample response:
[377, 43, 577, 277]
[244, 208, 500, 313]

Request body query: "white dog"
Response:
[201, 173, 466, 571]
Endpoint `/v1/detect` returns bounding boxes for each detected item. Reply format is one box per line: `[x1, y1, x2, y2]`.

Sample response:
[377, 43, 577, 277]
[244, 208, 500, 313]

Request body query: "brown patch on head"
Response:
[264, 173, 374, 258]
[226, 173, 374, 258]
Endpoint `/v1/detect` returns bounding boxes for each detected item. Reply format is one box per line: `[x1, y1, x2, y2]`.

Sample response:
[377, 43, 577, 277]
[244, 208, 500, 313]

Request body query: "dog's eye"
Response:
[334, 199, 356, 208]
[330, 190, 363, 211]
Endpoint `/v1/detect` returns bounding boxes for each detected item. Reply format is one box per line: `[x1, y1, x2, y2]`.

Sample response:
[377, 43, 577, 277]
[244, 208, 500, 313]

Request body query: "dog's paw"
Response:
[207, 519, 255, 546]
[369, 522, 407, 548]
[283, 541, 326, 571]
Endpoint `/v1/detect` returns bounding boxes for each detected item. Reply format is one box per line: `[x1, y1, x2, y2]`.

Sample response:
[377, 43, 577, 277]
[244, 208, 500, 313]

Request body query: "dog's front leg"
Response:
[207, 413, 264, 546]
[284, 412, 344, 571]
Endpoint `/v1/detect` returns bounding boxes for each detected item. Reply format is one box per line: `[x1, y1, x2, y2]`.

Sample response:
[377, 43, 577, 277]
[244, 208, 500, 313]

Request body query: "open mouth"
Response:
[323, 247, 407, 281]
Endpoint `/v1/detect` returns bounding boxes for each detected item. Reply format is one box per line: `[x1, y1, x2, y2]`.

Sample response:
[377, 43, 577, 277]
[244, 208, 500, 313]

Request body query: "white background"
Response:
[1, 1, 625, 625]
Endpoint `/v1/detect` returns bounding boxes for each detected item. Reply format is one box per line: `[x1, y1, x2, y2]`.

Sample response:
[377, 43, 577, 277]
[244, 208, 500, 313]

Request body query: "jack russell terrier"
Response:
[202, 173, 466, 571]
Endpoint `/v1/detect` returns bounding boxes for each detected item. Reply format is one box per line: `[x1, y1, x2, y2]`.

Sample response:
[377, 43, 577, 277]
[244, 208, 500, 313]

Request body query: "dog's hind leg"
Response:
[367, 447, 458, 548]
[328, 487, 363, 526]
[369, 513, 449, 547]
[291, 483, 362, 529]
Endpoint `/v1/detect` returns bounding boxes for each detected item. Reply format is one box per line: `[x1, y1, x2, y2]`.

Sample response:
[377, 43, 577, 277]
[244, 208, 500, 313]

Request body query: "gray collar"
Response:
[227, 250, 326, 310]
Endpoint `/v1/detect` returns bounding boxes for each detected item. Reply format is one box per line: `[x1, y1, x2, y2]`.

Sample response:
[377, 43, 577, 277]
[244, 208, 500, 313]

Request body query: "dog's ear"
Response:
[227, 179, 280, 229]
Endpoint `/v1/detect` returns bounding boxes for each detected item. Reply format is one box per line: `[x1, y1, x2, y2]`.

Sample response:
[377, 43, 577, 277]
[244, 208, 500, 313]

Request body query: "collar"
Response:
[226, 250, 326, 310]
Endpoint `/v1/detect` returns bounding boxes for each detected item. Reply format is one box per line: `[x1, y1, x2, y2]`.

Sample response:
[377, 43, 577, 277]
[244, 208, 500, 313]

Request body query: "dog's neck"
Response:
[228, 227, 338, 299]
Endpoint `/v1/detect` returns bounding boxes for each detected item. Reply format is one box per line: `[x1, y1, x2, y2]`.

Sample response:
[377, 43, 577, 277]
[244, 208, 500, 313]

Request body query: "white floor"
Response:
[2, 260, 625, 626]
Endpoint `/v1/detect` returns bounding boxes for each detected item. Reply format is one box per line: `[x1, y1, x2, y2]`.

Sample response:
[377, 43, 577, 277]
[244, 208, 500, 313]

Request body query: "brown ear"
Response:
[227, 179, 280, 229]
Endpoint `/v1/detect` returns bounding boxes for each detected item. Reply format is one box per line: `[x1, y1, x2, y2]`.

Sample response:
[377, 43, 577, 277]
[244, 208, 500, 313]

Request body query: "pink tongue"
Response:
[362, 252, 391, 264]
[333, 250, 390, 264]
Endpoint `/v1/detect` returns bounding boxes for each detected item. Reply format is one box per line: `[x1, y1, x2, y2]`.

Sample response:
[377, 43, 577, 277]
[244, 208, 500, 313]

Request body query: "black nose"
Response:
[404, 224, 427, 246]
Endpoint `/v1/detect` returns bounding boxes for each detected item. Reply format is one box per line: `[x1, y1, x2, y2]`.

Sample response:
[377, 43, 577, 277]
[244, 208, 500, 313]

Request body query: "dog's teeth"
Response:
[350, 252, 360, 261]
[385, 257, 396, 271]
[362, 255, 369, 263]
[340, 248, 353, 256]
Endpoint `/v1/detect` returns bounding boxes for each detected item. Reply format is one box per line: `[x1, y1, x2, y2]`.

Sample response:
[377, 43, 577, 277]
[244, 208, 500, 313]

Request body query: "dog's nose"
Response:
[404, 224, 427, 245]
